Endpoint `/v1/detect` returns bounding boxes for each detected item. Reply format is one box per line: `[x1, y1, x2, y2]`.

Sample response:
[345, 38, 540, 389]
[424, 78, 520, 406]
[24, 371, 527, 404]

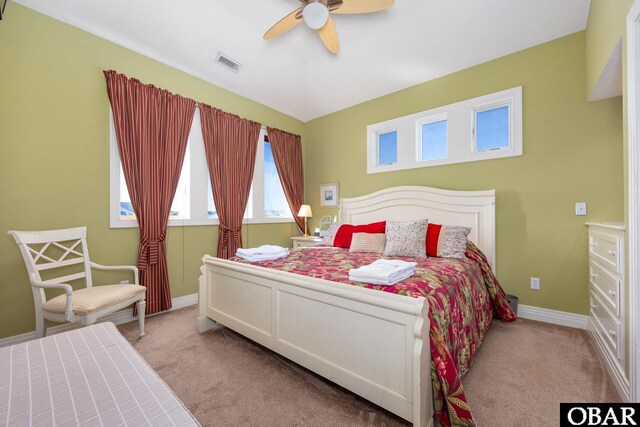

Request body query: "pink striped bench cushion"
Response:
[0, 322, 198, 426]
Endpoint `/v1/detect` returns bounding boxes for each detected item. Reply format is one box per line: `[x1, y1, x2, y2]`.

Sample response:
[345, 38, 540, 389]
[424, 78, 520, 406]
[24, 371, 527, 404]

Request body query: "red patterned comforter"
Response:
[232, 242, 515, 426]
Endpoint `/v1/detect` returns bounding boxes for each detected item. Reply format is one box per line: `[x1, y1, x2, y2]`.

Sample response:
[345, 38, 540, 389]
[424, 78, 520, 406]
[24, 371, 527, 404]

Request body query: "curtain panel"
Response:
[104, 70, 196, 315]
[266, 128, 305, 233]
[200, 104, 261, 259]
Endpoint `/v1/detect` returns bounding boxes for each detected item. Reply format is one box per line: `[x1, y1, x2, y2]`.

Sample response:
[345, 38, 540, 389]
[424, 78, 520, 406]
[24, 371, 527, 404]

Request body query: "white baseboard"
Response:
[517, 304, 589, 330]
[0, 292, 198, 348]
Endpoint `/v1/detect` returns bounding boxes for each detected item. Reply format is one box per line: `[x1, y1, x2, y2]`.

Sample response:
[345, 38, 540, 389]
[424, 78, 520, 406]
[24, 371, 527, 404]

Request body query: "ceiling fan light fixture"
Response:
[303, 2, 329, 30]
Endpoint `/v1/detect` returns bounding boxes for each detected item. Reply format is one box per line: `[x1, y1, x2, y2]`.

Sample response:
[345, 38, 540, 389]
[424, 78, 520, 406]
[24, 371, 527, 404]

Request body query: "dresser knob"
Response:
[590, 272, 598, 280]
[608, 289, 616, 297]
[608, 249, 616, 256]
[609, 329, 617, 337]
[590, 303, 597, 309]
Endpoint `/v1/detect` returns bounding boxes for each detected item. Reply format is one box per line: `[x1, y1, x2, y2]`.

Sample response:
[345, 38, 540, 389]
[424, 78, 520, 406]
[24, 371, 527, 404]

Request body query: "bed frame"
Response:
[197, 186, 496, 426]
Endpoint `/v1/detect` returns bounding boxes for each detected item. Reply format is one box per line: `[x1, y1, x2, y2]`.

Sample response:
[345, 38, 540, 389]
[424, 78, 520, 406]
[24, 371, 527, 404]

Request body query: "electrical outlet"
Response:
[120, 280, 129, 285]
[530, 277, 540, 290]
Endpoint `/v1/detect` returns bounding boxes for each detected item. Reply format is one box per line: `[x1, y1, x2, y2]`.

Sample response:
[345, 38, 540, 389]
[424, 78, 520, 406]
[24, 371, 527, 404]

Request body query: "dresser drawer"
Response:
[589, 292, 622, 360]
[589, 231, 622, 274]
[589, 261, 622, 317]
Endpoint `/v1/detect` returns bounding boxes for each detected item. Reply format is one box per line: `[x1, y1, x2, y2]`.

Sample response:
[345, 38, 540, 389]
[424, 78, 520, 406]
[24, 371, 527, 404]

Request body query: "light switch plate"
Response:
[575, 202, 587, 216]
[530, 277, 540, 290]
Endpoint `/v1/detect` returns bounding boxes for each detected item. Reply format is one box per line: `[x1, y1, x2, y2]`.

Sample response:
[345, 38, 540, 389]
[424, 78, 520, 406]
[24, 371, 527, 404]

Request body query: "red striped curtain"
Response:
[104, 70, 196, 315]
[266, 128, 305, 233]
[200, 104, 261, 259]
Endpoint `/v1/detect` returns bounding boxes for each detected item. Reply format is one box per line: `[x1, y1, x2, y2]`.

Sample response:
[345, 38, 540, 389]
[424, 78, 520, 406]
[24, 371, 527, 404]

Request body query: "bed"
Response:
[197, 186, 515, 426]
[0, 322, 199, 426]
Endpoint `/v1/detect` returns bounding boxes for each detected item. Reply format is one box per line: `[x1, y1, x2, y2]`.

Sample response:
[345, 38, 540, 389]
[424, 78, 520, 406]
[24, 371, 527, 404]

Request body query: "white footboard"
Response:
[197, 255, 433, 427]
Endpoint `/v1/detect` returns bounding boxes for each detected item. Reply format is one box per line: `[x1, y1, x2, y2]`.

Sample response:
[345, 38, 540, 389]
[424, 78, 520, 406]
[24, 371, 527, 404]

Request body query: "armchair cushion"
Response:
[42, 285, 146, 315]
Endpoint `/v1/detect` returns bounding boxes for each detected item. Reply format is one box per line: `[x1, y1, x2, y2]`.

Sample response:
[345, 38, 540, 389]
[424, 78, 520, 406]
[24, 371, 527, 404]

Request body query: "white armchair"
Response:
[8, 226, 146, 338]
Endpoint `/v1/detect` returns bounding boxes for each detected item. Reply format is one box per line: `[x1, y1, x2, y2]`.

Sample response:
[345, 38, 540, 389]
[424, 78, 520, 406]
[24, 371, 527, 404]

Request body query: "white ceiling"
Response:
[14, 0, 590, 122]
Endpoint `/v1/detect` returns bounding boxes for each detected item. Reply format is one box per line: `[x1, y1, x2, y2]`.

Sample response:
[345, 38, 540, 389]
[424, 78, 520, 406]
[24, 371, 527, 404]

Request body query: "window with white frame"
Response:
[366, 87, 522, 174]
[109, 108, 293, 228]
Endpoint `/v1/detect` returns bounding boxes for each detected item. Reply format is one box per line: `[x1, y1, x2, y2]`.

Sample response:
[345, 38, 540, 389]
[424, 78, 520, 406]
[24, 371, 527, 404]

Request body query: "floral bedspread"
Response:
[232, 242, 516, 426]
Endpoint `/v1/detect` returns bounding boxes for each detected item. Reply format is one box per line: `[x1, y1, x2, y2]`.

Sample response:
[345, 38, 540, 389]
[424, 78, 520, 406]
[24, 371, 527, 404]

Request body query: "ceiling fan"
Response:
[263, 0, 395, 54]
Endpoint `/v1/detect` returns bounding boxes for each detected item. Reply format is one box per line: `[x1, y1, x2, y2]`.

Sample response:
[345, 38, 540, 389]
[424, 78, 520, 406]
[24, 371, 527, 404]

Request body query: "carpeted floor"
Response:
[117, 306, 620, 426]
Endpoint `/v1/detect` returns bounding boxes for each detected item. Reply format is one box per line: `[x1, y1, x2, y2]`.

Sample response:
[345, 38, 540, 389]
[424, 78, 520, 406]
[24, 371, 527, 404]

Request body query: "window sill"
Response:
[110, 217, 294, 229]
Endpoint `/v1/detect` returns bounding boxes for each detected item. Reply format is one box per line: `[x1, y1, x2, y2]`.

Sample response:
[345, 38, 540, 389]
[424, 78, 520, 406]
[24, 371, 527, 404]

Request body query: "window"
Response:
[366, 86, 522, 174]
[418, 117, 448, 161]
[110, 109, 293, 228]
[377, 131, 398, 165]
[475, 105, 509, 152]
[263, 140, 291, 218]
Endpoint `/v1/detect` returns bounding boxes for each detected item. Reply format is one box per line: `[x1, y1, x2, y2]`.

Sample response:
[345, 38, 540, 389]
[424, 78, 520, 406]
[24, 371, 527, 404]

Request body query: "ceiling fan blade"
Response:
[264, 8, 303, 39]
[332, 0, 394, 14]
[317, 15, 339, 54]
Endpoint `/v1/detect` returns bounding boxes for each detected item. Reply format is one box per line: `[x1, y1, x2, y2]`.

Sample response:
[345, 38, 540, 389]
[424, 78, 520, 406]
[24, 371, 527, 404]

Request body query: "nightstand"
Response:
[291, 236, 322, 248]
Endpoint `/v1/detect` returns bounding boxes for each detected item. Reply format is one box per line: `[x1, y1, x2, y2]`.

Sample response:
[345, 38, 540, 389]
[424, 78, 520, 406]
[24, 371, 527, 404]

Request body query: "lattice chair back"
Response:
[8, 226, 145, 338]
[8, 227, 93, 310]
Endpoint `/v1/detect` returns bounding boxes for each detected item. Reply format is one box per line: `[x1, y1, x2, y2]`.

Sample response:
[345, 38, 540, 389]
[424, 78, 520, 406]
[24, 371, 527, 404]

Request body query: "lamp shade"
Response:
[297, 205, 313, 218]
[302, 2, 329, 30]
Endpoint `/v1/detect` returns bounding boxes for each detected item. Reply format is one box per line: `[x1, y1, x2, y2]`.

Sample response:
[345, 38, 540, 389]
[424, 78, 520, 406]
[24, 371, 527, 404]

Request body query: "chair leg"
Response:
[137, 299, 146, 338]
[35, 310, 47, 338]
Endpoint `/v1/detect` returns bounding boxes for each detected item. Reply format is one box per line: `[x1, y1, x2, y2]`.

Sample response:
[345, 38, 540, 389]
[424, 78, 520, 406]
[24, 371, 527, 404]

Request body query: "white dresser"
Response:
[586, 221, 627, 399]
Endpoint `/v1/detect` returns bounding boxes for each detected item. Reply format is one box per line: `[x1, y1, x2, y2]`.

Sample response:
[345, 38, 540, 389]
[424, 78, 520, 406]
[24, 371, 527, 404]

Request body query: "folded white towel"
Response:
[349, 259, 417, 285]
[236, 251, 289, 262]
[236, 245, 288, 256]
[349, 259, 416, 280]
[236, 245, 289, 262]
[349, 269, 414, 286]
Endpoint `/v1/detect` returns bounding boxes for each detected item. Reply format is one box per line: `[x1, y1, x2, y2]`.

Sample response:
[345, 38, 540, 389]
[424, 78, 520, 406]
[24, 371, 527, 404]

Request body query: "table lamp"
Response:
[297, 205, 313, 237]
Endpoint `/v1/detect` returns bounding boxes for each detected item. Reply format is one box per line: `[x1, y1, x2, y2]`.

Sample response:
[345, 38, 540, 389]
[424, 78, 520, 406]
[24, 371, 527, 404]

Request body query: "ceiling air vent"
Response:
[216, 52, 242, 73]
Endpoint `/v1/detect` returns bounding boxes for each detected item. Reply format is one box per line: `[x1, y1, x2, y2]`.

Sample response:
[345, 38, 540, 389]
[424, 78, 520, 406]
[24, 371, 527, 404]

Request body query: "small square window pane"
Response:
[421, 120, 448, 161]
[378, 131, 397, 165]
[476, 106, 509, 151]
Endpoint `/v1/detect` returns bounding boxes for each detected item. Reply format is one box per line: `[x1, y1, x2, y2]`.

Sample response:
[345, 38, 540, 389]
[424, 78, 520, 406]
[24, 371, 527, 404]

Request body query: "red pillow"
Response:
[333, 221, 386, 248]
[426, 223, 443, 257]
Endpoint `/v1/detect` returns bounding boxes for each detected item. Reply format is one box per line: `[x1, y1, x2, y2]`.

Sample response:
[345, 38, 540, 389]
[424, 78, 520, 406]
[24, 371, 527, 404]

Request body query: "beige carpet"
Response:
[118, 306, 620, 426]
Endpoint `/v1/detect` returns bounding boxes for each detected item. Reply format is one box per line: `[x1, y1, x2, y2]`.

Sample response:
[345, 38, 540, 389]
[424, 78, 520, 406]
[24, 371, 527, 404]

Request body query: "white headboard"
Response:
[339, 186, 496, 272]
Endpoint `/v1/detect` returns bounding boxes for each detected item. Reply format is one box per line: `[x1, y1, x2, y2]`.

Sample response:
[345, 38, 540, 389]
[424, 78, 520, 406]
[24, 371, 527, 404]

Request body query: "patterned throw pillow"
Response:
[426, 223, 471, 259]
[319, 222, 341, 246]
[349, 233, 386, 253]
[383, 219, 428, 258]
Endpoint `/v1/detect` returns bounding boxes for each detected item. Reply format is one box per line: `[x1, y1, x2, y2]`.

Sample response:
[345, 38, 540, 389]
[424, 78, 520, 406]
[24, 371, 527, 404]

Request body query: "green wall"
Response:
[0, 5, 628, 339]
[585, 0, 633, 97]
[0, 4, 305, 338]
[304, 32, 624, 316]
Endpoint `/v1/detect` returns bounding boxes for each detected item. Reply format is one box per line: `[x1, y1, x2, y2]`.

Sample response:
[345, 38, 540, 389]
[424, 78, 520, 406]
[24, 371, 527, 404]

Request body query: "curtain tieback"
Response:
[219, 225, 242, 249]
[138, 235, 166, 268]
